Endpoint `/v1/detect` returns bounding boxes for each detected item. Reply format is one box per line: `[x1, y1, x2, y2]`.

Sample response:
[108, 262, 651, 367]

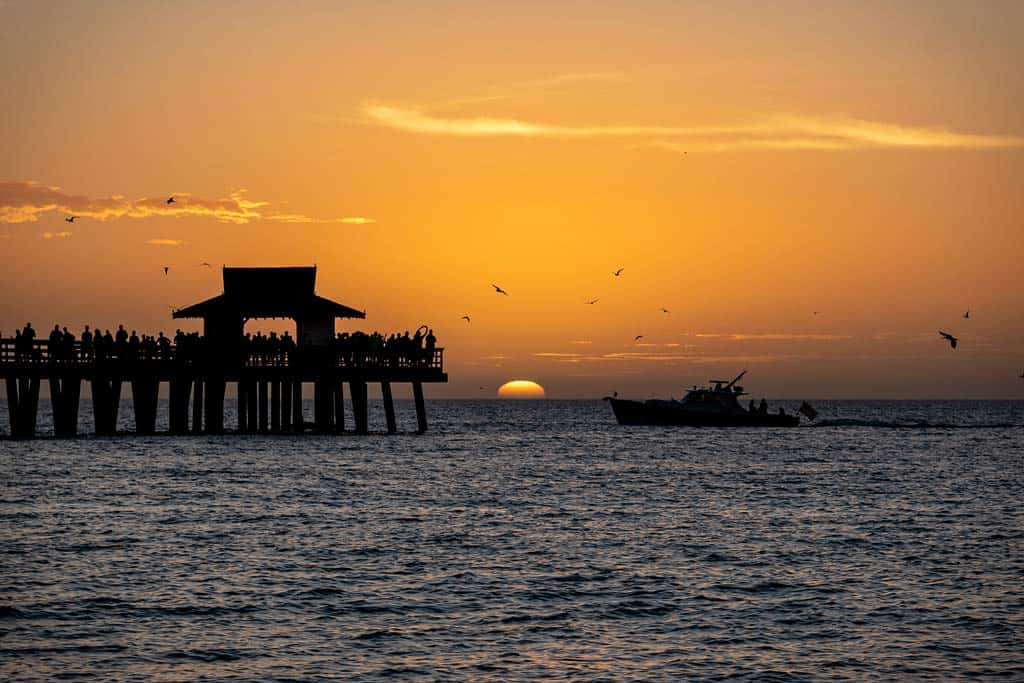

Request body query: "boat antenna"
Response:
[724, 369, 747, 391]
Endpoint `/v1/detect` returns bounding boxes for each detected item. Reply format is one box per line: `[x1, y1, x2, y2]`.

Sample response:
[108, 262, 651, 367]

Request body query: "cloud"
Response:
[567, 340, 593, 345]
[42, 231, 72, 239]
[146, 238, 185, 246]
[363, 105, 1024, 150]
[0, 181, 375, 225]
[694, 333, 852, 341]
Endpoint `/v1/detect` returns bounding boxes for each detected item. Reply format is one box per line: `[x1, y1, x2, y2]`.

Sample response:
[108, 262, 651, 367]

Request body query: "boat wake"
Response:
[811, 418, 1019, 429]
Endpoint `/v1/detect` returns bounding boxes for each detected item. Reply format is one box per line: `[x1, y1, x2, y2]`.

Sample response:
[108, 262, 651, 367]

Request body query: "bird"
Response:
[199, 262, 211, 268]
[813, 311, 820, 316]
[163, 266, 169, 276]
[166, 196, 175, 204]
[492, 284, 508, 295]
[586, 298, 599, 305]
[65, 216, 76, 223]
[634, 335, 644, 342]
[938, 331, 958, 349]
[660, 307, 670, 314]
[613, 268, 624, 277]
[461, 315, 471, 323]
[963, 310, 970, 319]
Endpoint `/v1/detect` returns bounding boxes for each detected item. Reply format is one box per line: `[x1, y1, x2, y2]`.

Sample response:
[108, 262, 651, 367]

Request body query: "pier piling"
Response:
[413, 381, 428, 434]
[381, 381, 397, 434]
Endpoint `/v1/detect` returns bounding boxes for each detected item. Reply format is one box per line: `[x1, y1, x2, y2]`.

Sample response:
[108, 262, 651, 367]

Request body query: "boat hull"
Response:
[605, 397, 800, 427]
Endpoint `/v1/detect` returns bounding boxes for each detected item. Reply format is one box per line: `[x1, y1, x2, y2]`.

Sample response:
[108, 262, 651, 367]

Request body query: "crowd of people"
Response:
[4, 323, 441, 369]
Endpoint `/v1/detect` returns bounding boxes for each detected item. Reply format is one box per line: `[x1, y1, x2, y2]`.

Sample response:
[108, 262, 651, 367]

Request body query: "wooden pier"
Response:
[0, 267, 447, 438]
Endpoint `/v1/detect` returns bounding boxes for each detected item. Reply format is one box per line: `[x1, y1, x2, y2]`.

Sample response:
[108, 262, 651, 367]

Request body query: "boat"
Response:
[604, 370, 801, 427]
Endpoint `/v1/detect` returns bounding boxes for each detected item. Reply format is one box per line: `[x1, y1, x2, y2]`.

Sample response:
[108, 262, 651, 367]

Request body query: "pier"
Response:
[0, 267, 447, 438]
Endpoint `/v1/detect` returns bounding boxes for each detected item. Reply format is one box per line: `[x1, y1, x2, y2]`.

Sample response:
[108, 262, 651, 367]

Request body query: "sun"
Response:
[497, 380, 546, 399]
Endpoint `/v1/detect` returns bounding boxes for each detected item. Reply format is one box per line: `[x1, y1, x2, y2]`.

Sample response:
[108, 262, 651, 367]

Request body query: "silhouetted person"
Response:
[115, 325, 128, 358]
[48, 325, 62, 361]
[81, 325, 93, 360]
[748, 399, 756, 413]
[759, 398, 768, 415]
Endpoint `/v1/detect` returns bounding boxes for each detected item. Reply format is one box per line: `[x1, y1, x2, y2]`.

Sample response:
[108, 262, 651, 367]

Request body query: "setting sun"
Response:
[497, 380, 546, 399]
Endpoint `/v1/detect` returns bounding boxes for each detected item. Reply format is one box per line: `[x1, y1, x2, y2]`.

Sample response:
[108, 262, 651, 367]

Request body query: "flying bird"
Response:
[813, 311, 820, 316]
[963, 310, 970, 319]
[199, 262, 211, 268]
[166, 196, 175, 204]
[613, 268, 624, 277]
[461, 315, 471, 323]
[938, 331, 958, 349]
[65, 216, 75, 223]
[660, 307, 670, 314]
[634, 335, 644, 342]
[163, 266, 169, 276]
[586, 299, 599, 305]
[492, 284, 508, 295]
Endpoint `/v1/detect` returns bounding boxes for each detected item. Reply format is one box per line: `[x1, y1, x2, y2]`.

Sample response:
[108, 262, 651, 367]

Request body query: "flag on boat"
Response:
[798, 401, 818, 421]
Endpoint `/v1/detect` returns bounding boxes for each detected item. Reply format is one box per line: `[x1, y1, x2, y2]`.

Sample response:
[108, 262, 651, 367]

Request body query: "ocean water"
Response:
[1, 399, 1023, 680]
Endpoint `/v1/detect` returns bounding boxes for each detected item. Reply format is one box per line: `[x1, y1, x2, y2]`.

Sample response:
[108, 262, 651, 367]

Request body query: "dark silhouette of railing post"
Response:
[381, 381, 397, 434]
[413, 381, 428, 434]
[49, 375, 82, 437]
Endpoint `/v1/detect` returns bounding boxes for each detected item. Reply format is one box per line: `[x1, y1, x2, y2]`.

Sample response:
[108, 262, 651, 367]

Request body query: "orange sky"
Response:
[1, 0, 1023, 398]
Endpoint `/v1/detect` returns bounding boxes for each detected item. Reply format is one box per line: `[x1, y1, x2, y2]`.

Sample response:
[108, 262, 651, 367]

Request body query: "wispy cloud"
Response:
[568, 340, 593, 345]
[433, 72, 626, 110]
[0, 181, 375, 225]
[363, 105, 1024, 151]
[694, 333, 852, 341]
[42, 231, 72, 239]
[146, 238, 185, 246]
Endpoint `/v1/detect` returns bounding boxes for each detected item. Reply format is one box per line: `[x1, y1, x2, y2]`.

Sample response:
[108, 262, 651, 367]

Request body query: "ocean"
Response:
[2, 399, 1023, 680]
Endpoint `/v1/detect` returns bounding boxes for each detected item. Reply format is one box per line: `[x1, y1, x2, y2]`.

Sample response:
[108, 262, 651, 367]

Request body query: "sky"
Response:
[1, 0, 1022, 398]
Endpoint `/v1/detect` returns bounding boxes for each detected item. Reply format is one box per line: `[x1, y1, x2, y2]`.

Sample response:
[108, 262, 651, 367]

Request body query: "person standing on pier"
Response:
[81, 326, 93, 360]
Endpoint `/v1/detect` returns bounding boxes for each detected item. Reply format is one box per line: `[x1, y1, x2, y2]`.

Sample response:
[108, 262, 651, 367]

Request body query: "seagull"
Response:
[492, 284, 508, 295]
[199, 262, 211, 267]
[938, 331, 958, 349]
[963, 310, 970, 319]
[613, 268, 624, 277]
[586, 298, 599, 305]
[461, 315, 471, 323]
[65, 216, 76, 223]
[163, 266, 169, 276]
[660, 307, 670, 314]
[634, 335, 644, 342]
[813, 311, 820, 316]
[166, 196, 175, 204]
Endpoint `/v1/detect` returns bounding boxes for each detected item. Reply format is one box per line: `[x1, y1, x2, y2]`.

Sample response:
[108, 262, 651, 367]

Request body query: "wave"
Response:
[811, 418, 1018, 429]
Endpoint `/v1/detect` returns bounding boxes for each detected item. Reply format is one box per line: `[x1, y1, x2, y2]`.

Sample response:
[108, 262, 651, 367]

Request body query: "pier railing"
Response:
[0, 338, 444, 373]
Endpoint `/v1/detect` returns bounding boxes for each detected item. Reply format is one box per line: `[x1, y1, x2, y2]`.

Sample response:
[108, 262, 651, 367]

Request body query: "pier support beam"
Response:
[292, 381, 304, 433]
[169, 378, 192, 435]
[271, 381, 281, 433]
[333, 382, 345, 433]
[350, 380, 368, 435]
[258, 380, 269, 433]
[205, 377, 225, 434]
[91, 377, 121, 436]
[313, 377, 335, 433]
[131, 377, 160, 435]
[49, 375, 82, 437]
[381, 381, 397, 434]
[192, 380, 204, 434]
[246, 380, 257, 434]
[6, 376, 41, 439]
[237, 380, 248, 433]
[281, 380, 292, 433]
[413, 381, 428, 434]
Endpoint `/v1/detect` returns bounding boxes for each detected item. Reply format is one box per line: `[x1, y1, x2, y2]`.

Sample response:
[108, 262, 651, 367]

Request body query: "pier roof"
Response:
[173, 266, 365, 320]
